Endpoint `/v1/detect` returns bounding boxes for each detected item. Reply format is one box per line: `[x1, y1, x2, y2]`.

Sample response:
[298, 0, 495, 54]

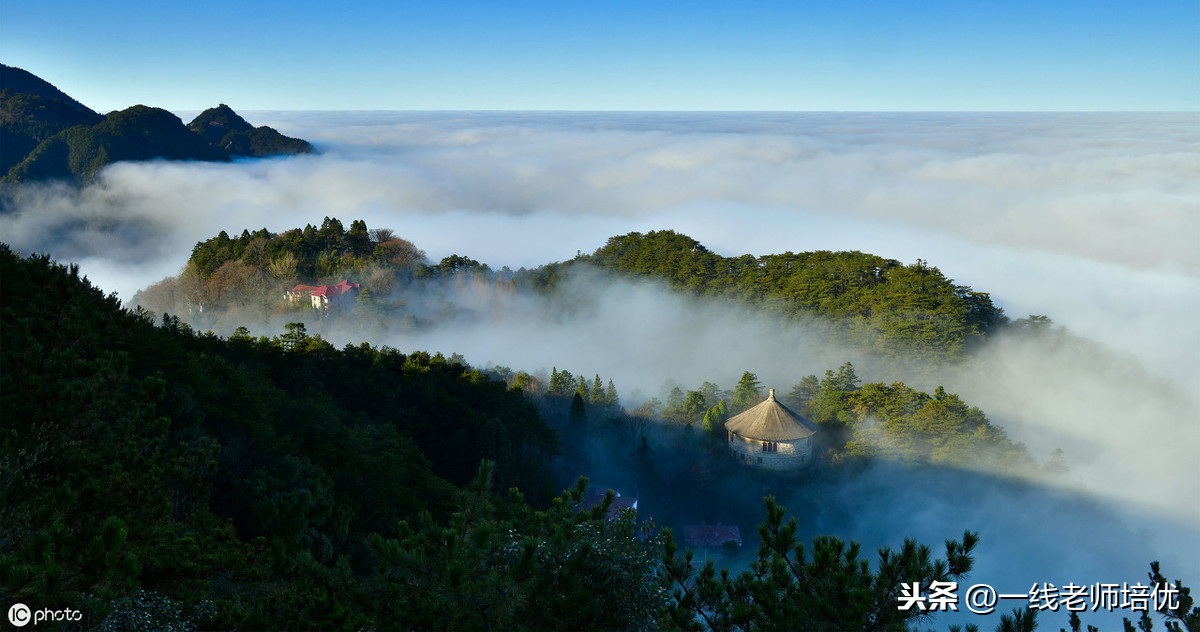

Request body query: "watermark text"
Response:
[897, 581, 1181, 615]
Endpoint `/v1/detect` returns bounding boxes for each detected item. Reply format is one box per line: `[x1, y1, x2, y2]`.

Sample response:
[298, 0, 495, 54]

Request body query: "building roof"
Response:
[682, 525, 742, 549]
[575, 487, 637, 519]
[724, 388, 818, 441]
[291, 280, 360, 298]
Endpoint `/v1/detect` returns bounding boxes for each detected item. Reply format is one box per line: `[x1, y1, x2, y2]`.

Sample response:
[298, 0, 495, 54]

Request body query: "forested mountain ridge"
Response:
[4, 105, 231, 183]
[188, 103, 314, 157]
[0, 64, 104, 176]
[140, 220, 1006, 365]
[0, 64, 312, 183]
[573, 230, 1006, 361]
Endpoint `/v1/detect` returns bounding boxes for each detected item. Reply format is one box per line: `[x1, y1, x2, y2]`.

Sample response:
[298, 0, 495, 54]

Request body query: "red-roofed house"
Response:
[286, 280, 361, 309]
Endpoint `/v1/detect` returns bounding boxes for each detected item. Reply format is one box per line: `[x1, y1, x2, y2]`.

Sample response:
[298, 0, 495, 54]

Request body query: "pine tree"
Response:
[589, 374, 606, 406]
[683, 390, 707, 425]
[605, 379, 619, 408]
[732, 371, 763, 413]
[659, 497, 980, 631]
[548, 367, 576, 397]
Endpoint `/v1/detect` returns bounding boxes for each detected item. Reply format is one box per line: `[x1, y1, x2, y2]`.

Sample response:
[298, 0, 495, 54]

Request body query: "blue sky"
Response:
[2, 0, 1197, 111]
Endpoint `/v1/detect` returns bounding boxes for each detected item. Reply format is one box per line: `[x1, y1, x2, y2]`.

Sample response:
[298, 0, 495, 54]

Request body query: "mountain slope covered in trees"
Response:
[5, 105, 231, 182]
[188, 103, 313, 157]
[0, 243, 554, 627]
[0, 64, 312, 183]
[570, 230, 1006, 362]
[138, 220, 1006, 366]
[0, 64, 104, 176]
[4, 244, 1194, 631]
[0, 244, 981, 630]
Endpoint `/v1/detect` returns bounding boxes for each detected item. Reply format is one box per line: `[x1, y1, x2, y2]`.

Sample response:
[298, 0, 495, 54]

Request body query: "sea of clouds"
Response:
[3, 111, 1196, 627]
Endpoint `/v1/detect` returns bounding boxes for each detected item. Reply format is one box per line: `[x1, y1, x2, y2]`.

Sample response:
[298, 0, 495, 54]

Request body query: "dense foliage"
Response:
[0, 244, 555, 628]
[786, 363, 1033, 472]
[186, 217, 390, 281]
[142, 220, 1008, 374]
[663, 497, 978, 632]
[0, 244, 992, 630]
[569, 230, 1006, 362]
[4, 246, 1194, 630]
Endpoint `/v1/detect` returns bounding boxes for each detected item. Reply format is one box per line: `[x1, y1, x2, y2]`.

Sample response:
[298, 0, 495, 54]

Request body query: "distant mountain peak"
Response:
[189, 104, 254, 135]
[1, 66, 314, 184]
[188, 104, 313, 158]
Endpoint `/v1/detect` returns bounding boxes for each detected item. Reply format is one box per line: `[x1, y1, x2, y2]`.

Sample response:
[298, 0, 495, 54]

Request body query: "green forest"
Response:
[0, 245, 974, 630]
[574, 231, 1006, 362]
[139, 219, 1006, 369]
[4, 238, 1195, 630]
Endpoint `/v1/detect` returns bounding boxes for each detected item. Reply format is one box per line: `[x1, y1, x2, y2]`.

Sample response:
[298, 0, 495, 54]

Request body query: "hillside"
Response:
[0, 64, 103, 175]
[189, 103, 313, 157]
[137, 220, 1005, 367]
[0, 243, 993, 630]
[5, 105, 231, 182]
[571, 230, 1007, 361]
[10, 243, 1185, 630]
[0, 65, 313, 183]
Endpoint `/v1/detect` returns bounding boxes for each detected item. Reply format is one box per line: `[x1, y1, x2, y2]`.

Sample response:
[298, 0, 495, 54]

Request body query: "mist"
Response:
[2, 111, 1196, 627]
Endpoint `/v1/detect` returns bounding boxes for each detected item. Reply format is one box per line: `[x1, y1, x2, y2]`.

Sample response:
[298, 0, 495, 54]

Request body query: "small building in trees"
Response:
[724, 388, 818, 470]
[285, 280, 361, 309]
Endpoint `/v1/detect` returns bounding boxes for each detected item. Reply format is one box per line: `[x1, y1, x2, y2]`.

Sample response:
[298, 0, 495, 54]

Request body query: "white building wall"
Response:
[727, 432, 813, 470]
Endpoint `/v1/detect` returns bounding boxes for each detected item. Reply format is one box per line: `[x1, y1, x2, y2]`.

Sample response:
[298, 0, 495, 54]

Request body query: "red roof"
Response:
[292, 281, 360, 298]
[682, 525, 742, 549]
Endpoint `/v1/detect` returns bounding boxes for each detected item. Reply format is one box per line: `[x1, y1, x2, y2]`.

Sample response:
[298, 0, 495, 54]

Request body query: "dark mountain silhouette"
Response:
[6, 105, 231, 182]
[0, 64, 96, 114]
[1, 65, 313, 183]
[0, 64, 104, 176]
[189, 103, 313, 157]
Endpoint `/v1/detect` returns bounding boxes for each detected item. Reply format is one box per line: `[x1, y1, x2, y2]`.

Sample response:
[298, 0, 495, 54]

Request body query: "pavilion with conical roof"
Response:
[724, 388, 818, 470]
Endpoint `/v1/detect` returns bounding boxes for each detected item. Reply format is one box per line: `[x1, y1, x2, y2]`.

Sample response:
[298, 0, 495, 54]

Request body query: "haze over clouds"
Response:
[3, 113, 1196, 626]
[5, 112, 1196, 381]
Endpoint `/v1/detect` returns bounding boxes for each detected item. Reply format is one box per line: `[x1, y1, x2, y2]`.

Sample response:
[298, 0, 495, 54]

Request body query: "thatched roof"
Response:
[724, 388, 818, 441]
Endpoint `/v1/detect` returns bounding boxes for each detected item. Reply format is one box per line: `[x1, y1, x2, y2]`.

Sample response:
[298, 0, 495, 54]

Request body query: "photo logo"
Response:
[6, 603, 82, 627]
[8, 603, 31, 627]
